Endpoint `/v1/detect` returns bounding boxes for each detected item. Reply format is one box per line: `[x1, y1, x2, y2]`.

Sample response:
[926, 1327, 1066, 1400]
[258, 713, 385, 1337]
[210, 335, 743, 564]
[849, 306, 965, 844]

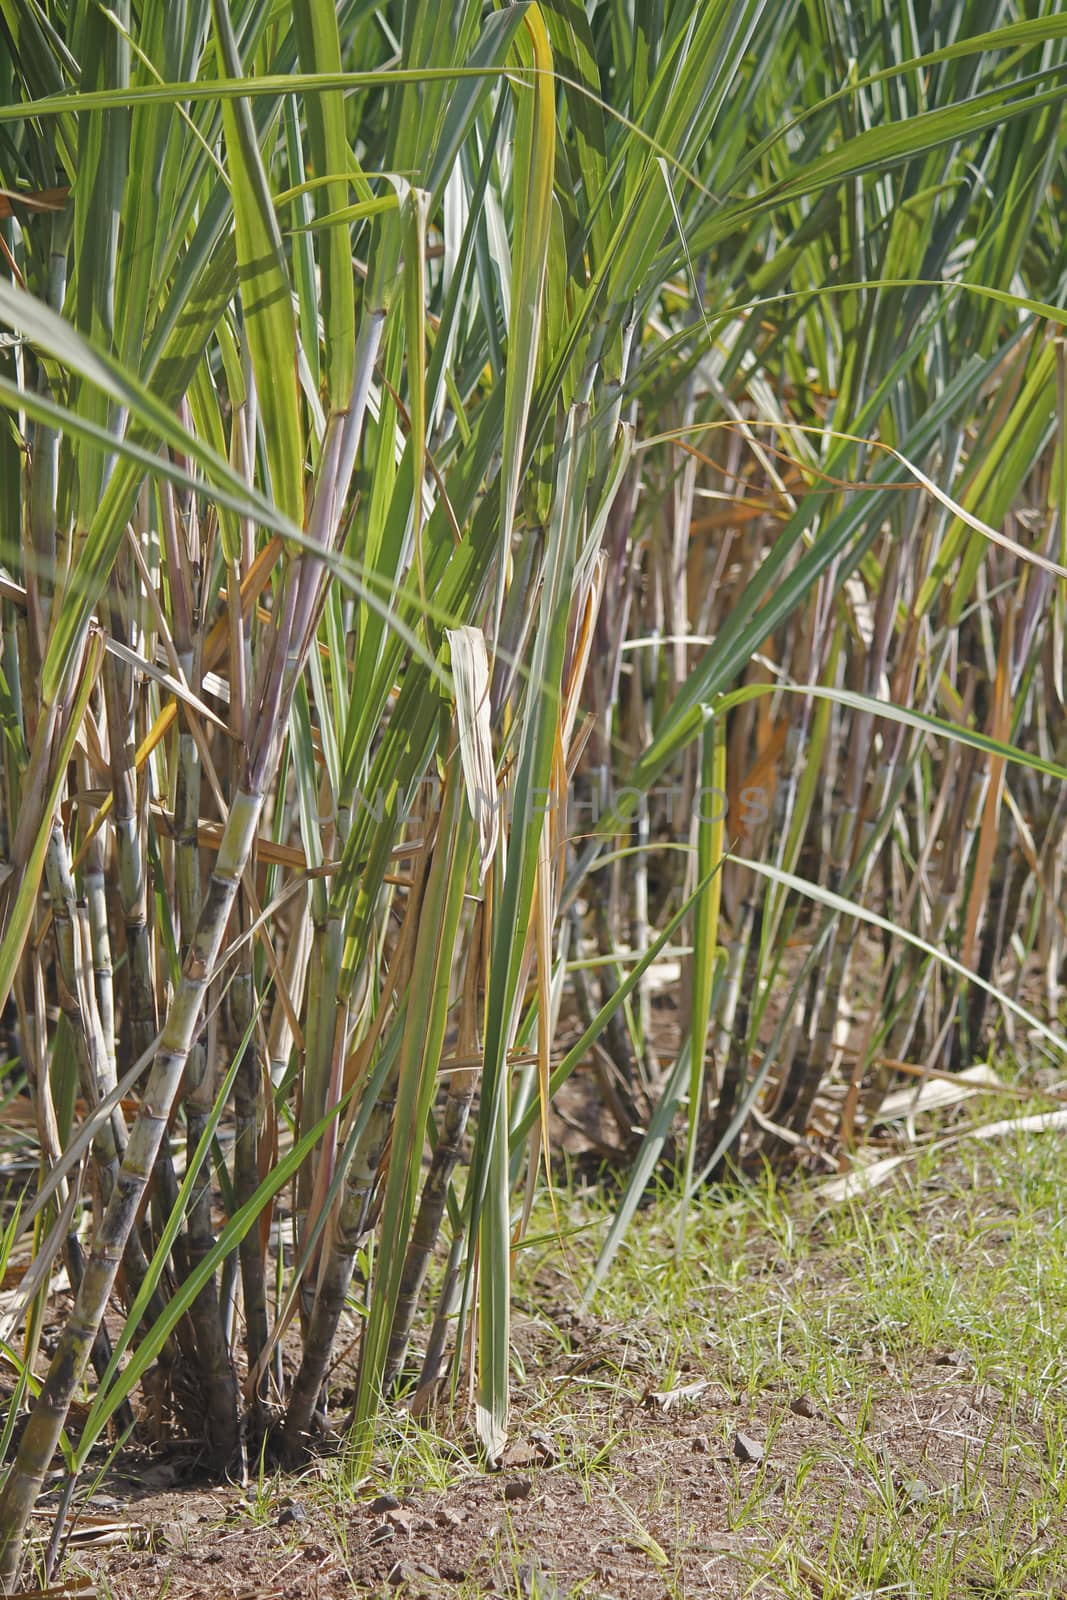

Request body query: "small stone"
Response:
[503, 1478, 532, 1502]
[789, 1393, 817, 1418]
[529, 1428, 560, 1465]
[691, 1434, 711, 1454]
[733, 1431, 765, 1464]
[277, 1501, 309, 1527]
[370, 1492, 403, 1514]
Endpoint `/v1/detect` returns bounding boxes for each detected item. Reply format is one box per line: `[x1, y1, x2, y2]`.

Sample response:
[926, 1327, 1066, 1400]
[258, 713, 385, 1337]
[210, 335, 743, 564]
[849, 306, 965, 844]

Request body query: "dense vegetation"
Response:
[1, 0, 1066, 1586]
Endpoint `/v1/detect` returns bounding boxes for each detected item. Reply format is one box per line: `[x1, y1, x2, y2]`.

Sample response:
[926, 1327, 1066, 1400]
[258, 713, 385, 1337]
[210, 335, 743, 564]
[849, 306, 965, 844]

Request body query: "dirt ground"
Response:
[50, 1362, 1057, 1600]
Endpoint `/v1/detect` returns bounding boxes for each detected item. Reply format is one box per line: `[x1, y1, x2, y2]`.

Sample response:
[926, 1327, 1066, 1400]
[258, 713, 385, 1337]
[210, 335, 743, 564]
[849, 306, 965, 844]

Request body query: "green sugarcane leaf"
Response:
[349, 760, 473, 1469]
[472, 404, 592, 1461]
[678, 718, 727, 1236]
[292, 0, 353, 410]
[211, 0, 304, 532]
[0, 632, 103, 1015]
[494, 2, 555, 638]
[0, 661, 27, 770]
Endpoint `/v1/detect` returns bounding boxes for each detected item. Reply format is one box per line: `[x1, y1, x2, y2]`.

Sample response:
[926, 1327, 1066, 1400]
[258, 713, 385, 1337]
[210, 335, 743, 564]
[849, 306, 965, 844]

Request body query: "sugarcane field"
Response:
[1, 2, 1067, 1596]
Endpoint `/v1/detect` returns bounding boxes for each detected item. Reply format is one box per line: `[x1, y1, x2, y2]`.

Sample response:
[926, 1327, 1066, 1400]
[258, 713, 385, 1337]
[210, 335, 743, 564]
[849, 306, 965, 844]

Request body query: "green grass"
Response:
[503, 1109, 1067, 1598]
[570, 1123, 1067, 1405]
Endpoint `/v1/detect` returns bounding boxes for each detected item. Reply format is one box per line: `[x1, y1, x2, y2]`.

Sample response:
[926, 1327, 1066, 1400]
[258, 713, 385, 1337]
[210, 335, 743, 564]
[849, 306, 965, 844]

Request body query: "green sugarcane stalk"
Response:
[703, 893, 761, 1181]
[62, 1231, 130, 1430]
[294, 906, 344, 1335]
[101, 621, 157, 1067]
[44, 826, 124, 1169]
[80, 754, 117, 1081]
[0, 780, 265, 1587]
[267, 897, 310, 1087]
[232, 905, 268, 1400]
[174, 646, 239, 1465]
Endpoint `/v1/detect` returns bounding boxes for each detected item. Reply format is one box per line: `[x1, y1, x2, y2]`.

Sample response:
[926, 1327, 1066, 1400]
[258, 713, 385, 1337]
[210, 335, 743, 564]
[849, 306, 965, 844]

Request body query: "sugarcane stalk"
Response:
[232, 903, 268, 1398]
[1041, 777, 1067, 1009]
[383, 1076, 476, 1386]
[415, 1224, 466, 1402]
[958, 843, 1015, 1068]
[294, 905, 344, 1332]
[80, 753, 116, 1081]
[41, 824, 170, 1334]
[174, 645, 239, 1464]
[712, 918, 748, 1088]
[703, 893, 761, 1180]
[784, 737, 905, 1143]
[277, 865, 426, 1457]
[584, 878, 647, 1117]
[44, 826, 124, 1171]
[101, 615, 157, 1067]
[267, 894, 311, 1086]
[11, 958, 120, 1406]
[280, 777, 453, 1459]
[0, 781, 265, 1586]
[868, 744, 971, 1104]
[278, 1018, 383, 1457]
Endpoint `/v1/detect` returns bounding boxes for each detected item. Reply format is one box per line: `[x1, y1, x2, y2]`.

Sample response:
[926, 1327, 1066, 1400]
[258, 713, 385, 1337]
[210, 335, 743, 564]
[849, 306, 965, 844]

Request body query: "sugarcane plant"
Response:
[3, 0, 1067, 1589]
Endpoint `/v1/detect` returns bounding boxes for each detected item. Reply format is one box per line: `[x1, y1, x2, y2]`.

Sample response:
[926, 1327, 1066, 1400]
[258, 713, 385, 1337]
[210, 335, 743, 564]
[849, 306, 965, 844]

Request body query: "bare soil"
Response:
[55, 1363, 1059, 1600]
